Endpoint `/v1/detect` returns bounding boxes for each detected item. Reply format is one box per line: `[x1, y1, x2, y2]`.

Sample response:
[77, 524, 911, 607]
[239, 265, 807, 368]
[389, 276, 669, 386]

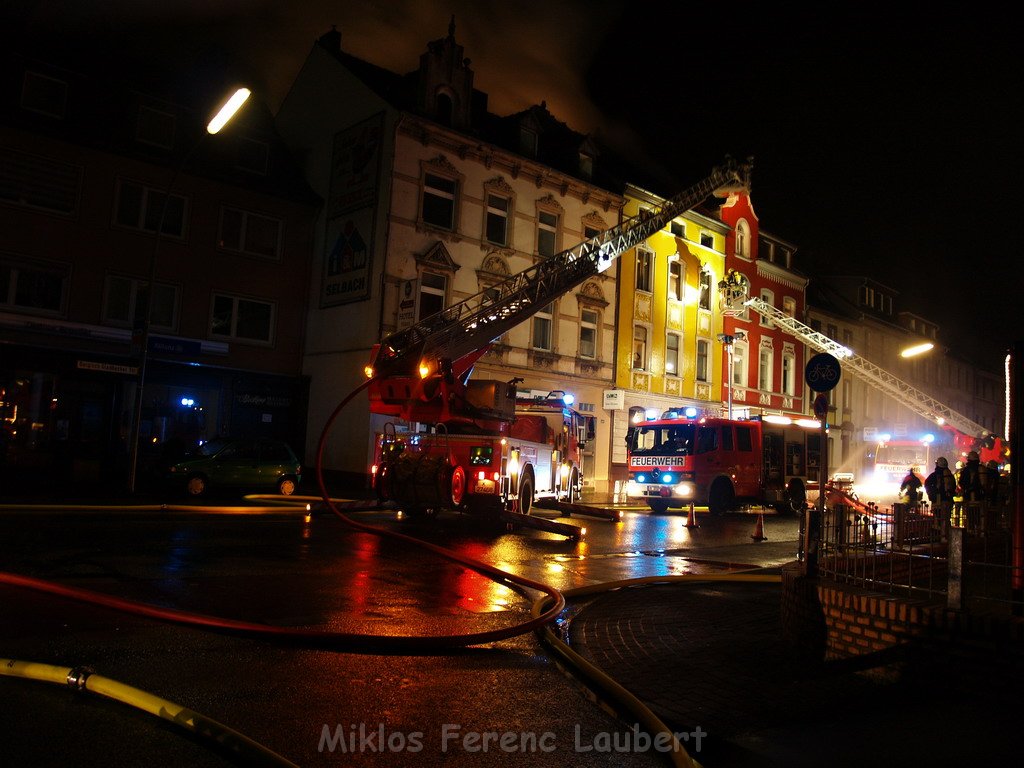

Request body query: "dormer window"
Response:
[21, 71, 67, 119]
[520, 127, 538, 158]
[579, 152, 593, 180]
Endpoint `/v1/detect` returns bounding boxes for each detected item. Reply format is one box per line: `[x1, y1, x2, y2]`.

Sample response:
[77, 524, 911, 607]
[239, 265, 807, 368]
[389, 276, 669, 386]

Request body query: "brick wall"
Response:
[781, 562, 1024, 690]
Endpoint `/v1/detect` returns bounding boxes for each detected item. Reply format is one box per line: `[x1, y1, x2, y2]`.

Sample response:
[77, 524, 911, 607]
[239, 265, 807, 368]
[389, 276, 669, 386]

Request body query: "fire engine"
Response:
[364, 158, 750, 530]
[625, 410, 822, 515]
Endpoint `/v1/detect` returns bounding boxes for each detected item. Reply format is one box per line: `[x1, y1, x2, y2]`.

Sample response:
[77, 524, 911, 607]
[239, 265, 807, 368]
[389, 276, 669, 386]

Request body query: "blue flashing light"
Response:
[645, 408, 658, 421]
[922, 433, 935, 444]
[563, 393, 575, 406]
[684, 407, 698, 418]
[180, 397, 195, 407]
[663, 474, 673, 483]
[637, 474, 647, 483]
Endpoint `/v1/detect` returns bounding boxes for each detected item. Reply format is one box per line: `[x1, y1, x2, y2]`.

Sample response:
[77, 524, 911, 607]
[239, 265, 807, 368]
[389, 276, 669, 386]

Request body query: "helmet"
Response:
[936, 457, 948, 468]
[909, 466, 919, 474]
[967, 451, 980, 462]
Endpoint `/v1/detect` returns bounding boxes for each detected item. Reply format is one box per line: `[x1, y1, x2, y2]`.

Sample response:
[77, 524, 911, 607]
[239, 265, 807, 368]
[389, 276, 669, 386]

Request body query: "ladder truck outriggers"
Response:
[718, 277, 1007, 475]
[364, 158, 751, 535]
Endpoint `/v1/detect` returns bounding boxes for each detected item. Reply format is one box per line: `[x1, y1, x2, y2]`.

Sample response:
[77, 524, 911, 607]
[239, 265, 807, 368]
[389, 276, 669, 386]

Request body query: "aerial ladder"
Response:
[364, 158, 751, 536]
[718, 278, 1003, 461]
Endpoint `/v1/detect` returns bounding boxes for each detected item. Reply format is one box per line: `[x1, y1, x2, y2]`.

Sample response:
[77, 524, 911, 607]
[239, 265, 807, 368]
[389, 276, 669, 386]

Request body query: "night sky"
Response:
[9, 1, 1022, 369]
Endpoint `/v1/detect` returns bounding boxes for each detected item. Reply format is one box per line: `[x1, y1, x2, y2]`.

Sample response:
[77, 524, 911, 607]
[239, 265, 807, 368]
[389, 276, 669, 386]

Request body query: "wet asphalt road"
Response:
[0, 501, 800, 767]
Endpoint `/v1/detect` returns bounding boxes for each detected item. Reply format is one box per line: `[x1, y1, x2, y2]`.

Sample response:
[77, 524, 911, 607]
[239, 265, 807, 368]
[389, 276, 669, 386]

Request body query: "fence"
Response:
[813, 499, 1020, 614]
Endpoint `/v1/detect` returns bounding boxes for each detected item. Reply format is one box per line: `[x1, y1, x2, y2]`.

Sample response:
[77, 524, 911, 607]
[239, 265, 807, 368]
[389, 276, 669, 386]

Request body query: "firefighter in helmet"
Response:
[899, 465, 923, 506]
[925, 457, 955, 541]
[954, 450, 985, 529]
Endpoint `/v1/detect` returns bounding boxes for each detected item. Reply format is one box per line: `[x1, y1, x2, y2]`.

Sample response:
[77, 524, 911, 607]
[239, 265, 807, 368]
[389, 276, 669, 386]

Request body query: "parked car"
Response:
[164, 438, 303, 497]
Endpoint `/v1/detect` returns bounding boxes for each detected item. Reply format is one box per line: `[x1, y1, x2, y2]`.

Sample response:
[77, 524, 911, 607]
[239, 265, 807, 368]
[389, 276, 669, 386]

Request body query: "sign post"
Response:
[804, 352, 842, 575]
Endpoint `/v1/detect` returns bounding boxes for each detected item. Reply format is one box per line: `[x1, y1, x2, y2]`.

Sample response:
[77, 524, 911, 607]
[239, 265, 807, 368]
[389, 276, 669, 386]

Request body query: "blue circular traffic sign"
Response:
[805, 352, 841, 392]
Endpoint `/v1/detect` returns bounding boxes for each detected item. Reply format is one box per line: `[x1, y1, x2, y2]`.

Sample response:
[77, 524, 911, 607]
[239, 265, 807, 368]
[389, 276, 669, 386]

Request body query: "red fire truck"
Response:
[625, 410, 822, 515]
[373, 387, 586, 518]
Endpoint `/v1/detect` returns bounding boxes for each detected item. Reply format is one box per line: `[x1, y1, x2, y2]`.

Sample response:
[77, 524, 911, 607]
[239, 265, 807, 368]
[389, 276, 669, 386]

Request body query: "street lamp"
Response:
[127, 87, 251, 493]
[901, 341, 934, 358]
[717, 331, 746, 420]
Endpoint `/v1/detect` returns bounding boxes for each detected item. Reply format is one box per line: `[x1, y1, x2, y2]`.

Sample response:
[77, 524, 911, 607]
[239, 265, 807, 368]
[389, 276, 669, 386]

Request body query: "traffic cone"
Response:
[685, 502, 699, 529]
[751, 512, 767, 541]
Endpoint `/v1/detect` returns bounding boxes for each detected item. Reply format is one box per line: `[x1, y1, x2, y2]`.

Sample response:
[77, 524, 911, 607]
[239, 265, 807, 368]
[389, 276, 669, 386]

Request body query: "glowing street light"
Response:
[206, 88, 251, 134]
[900, 342, 934, 358]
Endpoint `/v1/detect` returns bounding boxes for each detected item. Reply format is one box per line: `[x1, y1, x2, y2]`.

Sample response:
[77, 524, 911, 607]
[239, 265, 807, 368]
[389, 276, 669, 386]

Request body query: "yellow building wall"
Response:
[614, 194, 727, 405]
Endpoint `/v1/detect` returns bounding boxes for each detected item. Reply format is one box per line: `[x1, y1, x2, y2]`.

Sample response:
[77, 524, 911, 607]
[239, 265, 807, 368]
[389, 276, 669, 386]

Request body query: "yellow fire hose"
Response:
[1, 658, 298, 768]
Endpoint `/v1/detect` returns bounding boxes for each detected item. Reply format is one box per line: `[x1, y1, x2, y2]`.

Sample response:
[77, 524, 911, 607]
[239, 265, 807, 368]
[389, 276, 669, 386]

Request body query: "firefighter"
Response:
[925, 457, 955, 541]
[954, 451, 985, 530]
[899, 466, 923, 505]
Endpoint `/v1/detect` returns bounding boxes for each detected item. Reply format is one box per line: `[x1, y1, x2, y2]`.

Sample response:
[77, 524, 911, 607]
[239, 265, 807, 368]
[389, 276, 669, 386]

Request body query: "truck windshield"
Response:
[628, 424, 695, 455]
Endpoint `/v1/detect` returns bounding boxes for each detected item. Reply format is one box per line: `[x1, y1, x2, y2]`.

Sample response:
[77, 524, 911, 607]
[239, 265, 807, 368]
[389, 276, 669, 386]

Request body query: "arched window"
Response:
[735, 218, 750, 258]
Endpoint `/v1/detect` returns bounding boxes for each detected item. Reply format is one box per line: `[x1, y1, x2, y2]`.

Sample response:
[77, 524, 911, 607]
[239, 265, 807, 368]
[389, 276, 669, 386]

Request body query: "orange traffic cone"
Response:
[751, 512, 767, 541]
[685, 502, 699, 529]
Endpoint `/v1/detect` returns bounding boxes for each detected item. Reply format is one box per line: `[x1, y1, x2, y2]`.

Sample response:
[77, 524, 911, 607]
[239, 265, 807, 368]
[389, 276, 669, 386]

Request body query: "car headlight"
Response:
[674, 482, 694, 497]
[624, 480, 641, 497]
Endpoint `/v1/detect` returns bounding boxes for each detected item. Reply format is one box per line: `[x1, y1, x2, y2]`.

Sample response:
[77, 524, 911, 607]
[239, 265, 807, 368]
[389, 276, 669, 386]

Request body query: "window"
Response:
[670, 220, 685, 238]
[0, 148, 80, 215]
[782, 352, 795, 396]
[668, 258, 682, 301]
[236, 137, 269, 175]
[418, 272, 447, 320]
[700, 232, 713, 248]
[578, 152, 593, 180]
[632, 325, 647, 370]
[0, 257, 67, 315]
[735, 219, 750, 257]
[584, 224, 602, 240]
[537, 210, 558, 257]
[666, 332, 680, 375]
[218, 207, 283, 259]
[759, 346, 774, 392]
[698, 269, 712, 310]
[115, 180, 188, 238]
[826, 324, 838, 341]
[760, 289, 774, 326]
[485, 193, 509, 246]
[422, 173, 457, 230]
[732, 342, 747, 386]
[579, 308, 598, 359]
[696, 339, 709, 382]
[519, 127, 538, 157]
[136, 106, 175, 149]
[103, 275, 178, 331]
[783, 296, 796, 318]
[635, 248, 653, 292]
[21, 71, 67, 118]
[210, 293, 275, 344]
[736, 426, 753, 452]
[532, 303, 553, 350]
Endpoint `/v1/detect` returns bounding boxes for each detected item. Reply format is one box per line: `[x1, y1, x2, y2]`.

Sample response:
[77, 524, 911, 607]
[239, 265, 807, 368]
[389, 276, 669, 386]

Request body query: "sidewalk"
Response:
[567, 577, 1018, 767]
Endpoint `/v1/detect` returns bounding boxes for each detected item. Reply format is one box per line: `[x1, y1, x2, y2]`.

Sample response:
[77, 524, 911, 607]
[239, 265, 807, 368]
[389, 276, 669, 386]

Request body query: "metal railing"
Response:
[813, 499, 1020, 614]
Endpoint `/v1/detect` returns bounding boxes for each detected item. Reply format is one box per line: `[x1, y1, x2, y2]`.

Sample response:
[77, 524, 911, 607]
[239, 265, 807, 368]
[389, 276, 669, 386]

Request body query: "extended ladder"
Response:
[742, 296, 992, 439]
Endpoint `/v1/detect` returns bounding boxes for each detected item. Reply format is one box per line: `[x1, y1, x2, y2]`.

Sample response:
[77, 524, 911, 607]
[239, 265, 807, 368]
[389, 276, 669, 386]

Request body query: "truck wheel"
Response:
[518, 475, 534, 515]
[648, 499, 670, 514]
[567, 469, 580, 504]
[449, 465, 466, 507]
[708, 479, 735, 516]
